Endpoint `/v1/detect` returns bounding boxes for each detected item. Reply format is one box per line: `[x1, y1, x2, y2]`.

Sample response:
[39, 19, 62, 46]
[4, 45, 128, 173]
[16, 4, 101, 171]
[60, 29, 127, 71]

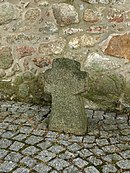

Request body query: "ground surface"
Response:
[0, 101, 130, 173]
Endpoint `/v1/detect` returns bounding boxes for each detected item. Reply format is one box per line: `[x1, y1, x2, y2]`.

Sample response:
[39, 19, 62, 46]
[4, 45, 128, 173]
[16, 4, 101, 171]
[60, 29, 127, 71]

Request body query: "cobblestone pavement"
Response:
[0, 101, 130, 173]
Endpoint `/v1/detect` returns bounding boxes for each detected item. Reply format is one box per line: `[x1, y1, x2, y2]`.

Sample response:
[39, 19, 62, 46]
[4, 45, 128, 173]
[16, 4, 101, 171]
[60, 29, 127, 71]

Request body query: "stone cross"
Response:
[44, 58, 88, 135]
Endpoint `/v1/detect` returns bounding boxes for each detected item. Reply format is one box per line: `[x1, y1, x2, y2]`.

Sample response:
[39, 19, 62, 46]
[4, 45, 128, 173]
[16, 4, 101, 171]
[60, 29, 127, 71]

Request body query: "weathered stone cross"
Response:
[44, 58, 88, 135]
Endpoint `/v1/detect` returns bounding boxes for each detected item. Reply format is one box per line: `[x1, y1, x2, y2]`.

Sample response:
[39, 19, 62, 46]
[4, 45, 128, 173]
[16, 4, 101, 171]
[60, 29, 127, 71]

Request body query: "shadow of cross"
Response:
[44, 58, 88, 135]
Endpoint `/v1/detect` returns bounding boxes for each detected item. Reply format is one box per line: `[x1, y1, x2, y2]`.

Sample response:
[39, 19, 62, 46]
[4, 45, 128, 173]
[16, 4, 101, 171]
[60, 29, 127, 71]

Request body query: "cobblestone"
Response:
[4, 152, 23, 162]
[33, 163, 52, 173]
[59, 150, 77, 160]
[9, 141, 25, 151]
[63, 165, 79, 173]
[0, 138, 12, 149]
[20, 156, 37, 167]
[48, 145, 65, 154]
[48, 158, 70, 171]
[120, 150, 130, 159]
[87, 156, 103, 166]
[73, 157, 88, 168]
[84, 166, 100, 173]
[67, 143, 82, 152]
[116, 160, 130, 169]
[102, 164, 117, 173]
[21, 146, 40, 156]
[25, 135, 43, 145]
[0, 161, 17, 172]
[35, 150, 56, 162]
[0, 149, 8, 159]
[37, 141, 52, 149]
[2, 131, 17, 138]
[13, 133, 28, 141]
[101, 153, 122, 162]
[13, 167, 29, 173]
[0, 101, 130, 172]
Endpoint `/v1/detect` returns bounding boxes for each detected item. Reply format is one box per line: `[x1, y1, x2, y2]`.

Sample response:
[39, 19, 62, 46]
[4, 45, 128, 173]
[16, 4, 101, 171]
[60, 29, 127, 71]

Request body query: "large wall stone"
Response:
[102, 33, 130, 60]
[52, 3, 79, 26]
[0, 2, 20, 25]
[0, 47, 13, 69]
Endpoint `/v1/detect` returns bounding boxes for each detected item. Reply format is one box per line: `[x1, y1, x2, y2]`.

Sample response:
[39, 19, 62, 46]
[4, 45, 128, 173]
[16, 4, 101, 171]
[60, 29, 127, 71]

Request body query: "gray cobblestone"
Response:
[96, 138, 109, 146]
[0, 123, 9, 129]
[63, 165, 79, 173]
[0, 138, 12, 148]
[77, 148, 93, 158]
[84, 166, 100, 173]
[19, 126, 33, 134]
[7, 124, 18, 131]
[102, 145, 120, 153]
[9, 141, 25, 151]
[101, 153, 122, 163]
[73, 157, 88, 168]
[58, 140, 71, 146]
[13, 167, 29, 173]
[69, 135, 83, 142]
[59, 150, 78, 160]
[116, 160, 130, 169]
[58, 133, 70, 140]
[46, 131, 58, 138]
[32, 129, 45, 136]
[0, 161, 17, 172]
[48, 145, 65, 154]
[4, 117, 15, 123]
[87, 156, 103, 166]
[109, 137, 119, 144]
[0, 129, 6, 135]
[25, 135, 43, 145]
[49, 158, 70, 171]
[0, 149, 8, 159]
[35, 150, 56, 162]
[33, 163, 52, 173]
[37, 141, 52, 149]
[90, 147, 105, 156]
[117, 143, 130, 150]
[83, 135, 95, 143]
[21, 146, 40, 156]
[67, 143, 82, 152]
[4, 152, 23, 162]
[120, 150, 130, 159]
[102, 164, 117, 173]
[2, 131, 17, 138]
[13, 133, 28, 141]
[50, 171, 58, 173]
[20, 156, 37, 167]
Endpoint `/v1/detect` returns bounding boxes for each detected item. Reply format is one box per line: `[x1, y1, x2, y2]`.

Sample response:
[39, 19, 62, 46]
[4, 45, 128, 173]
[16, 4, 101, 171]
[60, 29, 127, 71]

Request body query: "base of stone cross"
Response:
[48, 113, 88, 135]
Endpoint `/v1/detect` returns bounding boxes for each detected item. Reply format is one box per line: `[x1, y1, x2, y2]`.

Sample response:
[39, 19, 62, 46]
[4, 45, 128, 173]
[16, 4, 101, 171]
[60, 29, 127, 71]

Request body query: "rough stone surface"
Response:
[38, 37, 66, 55]
[44, 58, 88, 135]
[52, 3, 79, 26]
[83, 9, 102, 22]
[0, 2, 20, 25]
[102, 33, 130, 60]
[0, 47, 13, 69]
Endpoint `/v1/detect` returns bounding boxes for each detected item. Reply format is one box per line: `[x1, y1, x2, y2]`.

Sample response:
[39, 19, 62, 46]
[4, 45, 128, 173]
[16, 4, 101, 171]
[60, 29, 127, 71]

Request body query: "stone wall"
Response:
[0, 0, 130, 109]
